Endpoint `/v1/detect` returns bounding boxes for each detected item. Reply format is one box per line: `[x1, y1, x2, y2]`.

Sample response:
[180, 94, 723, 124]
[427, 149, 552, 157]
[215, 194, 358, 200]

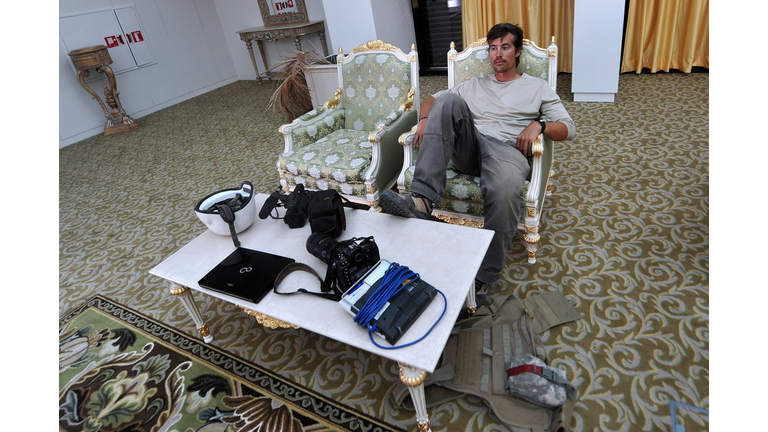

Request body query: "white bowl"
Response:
[194, 181, 256, 235]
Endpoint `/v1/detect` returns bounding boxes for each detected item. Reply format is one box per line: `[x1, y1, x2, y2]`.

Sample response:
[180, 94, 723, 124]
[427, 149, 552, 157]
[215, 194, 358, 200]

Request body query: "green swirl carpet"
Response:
[59, 73, 708, 431]
[59, 295, 402, 432]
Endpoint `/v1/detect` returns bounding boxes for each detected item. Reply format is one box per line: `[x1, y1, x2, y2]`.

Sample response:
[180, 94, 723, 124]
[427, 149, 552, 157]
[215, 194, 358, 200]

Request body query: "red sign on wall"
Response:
[131, 31, 144, 42]
[273, 0, 297, 13]
[104, 35, 119, 48]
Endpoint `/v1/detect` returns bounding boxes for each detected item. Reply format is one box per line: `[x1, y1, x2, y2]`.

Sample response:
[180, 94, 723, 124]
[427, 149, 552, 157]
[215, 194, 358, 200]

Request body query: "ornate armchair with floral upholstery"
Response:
[396, 37, 558, 263]
[277, 40, 419, 210]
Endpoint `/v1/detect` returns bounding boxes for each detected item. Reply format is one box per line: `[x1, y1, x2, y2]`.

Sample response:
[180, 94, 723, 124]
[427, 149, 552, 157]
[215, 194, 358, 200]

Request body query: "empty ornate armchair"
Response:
[396, 37, 559, 263]
[277, 40, 420, 210]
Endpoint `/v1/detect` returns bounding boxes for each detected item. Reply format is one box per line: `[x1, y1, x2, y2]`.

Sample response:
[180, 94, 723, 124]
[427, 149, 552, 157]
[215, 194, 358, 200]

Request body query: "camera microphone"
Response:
[259, 193, 280, 219]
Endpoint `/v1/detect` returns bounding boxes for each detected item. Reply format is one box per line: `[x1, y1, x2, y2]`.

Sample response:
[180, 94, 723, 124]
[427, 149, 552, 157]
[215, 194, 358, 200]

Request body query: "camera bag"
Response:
[259, 185, 347, 238]
[307, 189, 347, 238]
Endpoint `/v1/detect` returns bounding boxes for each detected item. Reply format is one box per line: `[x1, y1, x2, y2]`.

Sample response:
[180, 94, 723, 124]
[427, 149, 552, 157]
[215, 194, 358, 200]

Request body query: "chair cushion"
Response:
[518, 49, 550, 81]
[453, 45, 550, 87]
[403, 161, 530, 218]
[289, 108, 347, 150]
[454, 49, 494, 87]
[279, 129, 372, 197]
[342, 52, 414, 131]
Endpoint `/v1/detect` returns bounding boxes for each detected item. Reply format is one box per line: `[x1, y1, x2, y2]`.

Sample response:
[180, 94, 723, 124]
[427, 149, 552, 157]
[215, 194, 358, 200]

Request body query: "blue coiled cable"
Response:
[353, 262, 447, 350]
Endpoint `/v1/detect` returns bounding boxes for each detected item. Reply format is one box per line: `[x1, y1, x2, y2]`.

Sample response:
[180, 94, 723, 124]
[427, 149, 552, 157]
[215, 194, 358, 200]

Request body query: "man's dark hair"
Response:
[486, 23, 524, 67]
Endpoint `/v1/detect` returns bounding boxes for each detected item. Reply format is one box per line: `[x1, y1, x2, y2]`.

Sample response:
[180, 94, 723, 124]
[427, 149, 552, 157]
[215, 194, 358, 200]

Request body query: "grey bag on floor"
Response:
[392, 291, 582, 432]
[507, 353, 576, 409]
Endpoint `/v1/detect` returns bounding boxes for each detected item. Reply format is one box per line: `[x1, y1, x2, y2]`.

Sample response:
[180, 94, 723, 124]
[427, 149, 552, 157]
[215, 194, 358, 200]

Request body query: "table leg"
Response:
[294, 36, 302, 52]
[245, 40, 262, 84]
[399, 363, 432, 432]
[257, 41, 268, 81]
[76, 69, 111, 119]
[465, 280, 477, 316]
[97, 64, 139, 135]
[319, 29, 329, 57]
[169, 282, 214, 343]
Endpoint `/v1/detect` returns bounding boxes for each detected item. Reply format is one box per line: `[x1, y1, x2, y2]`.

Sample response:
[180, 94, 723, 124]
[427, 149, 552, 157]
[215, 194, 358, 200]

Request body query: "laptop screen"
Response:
[198, 247, 295, 303]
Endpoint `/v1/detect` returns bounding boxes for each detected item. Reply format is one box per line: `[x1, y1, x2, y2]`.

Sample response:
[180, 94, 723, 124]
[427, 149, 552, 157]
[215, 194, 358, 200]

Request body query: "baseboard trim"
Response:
[573, 92, 616, 103]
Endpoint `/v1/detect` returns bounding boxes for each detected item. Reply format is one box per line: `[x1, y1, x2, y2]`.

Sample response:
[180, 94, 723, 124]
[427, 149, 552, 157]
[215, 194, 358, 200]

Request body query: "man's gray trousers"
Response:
[409, 93, 531, 285]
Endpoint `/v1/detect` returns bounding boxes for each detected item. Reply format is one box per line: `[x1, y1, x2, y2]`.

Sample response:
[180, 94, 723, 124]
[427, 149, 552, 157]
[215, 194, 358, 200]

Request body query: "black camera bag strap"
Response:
[272, 262, 343, 301]
[214, 204, 241, 248]
[308, 189, 348, 238]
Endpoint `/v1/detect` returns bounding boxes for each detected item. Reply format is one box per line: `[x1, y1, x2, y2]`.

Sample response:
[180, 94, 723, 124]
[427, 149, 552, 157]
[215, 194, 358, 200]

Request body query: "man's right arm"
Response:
[414, 96, 435, 147]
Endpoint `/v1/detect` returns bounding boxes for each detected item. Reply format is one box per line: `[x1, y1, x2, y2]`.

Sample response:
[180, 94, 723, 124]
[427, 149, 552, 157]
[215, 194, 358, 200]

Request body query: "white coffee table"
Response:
[150, 193, 493, 432]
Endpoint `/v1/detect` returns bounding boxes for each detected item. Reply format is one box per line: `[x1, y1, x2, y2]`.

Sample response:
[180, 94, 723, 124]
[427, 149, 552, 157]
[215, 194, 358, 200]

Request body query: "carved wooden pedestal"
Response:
[68, 45, 140, 136]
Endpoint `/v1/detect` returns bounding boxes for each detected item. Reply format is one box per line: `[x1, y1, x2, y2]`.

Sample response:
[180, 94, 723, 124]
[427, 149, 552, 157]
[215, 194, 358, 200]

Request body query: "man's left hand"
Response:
[516, 121, 542, 156]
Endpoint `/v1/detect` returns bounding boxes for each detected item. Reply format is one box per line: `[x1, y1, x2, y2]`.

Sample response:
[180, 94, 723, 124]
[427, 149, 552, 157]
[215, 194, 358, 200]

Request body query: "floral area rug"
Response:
[59, 295, 403, 432]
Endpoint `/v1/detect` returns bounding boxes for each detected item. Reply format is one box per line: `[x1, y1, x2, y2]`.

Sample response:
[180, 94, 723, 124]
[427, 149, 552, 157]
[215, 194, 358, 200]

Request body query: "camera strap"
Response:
[272, 262, 343, 301]
[214, 204, 240, 248]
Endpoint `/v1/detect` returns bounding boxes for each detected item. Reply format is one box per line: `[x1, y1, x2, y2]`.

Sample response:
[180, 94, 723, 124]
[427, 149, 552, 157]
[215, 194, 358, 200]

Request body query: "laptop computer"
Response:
[198, 247, 295, 304]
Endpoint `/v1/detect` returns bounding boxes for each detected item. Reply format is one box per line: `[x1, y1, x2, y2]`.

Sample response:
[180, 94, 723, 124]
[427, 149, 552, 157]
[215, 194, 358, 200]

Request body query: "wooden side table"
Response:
[238, 20, 329, 84]
[68, 45, 140, 136]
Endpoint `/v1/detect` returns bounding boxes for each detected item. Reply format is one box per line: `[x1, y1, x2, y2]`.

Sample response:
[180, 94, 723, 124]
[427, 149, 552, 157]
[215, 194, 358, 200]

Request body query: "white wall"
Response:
[321, 0, 377, 54]
[371, 0, 417, 55]
[59, 0, 237, 148]
[320, 0, 416, 55]
[214, 0, 330, 79]
[215, 0, 415, 79]
[59, 0, 417, 148]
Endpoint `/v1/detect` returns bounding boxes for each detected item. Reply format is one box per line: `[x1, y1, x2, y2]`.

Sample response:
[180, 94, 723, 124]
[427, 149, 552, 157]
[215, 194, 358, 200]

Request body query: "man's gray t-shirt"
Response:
[432, 74, 576, 144]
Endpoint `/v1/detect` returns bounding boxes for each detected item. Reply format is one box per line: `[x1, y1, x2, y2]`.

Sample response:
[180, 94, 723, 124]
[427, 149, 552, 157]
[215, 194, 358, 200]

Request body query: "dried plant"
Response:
[267, 50, 331, 121]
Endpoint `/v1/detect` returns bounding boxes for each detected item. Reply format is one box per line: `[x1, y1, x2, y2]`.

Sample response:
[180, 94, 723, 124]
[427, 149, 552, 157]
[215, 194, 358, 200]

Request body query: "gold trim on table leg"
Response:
[169, 285, 189, 295]
[197, 325, 211, 337]
[168, 282, 214, 343]
[398, 363, 432, 432]
[239, 306, 300, 329]
[398, 363, 428, 387]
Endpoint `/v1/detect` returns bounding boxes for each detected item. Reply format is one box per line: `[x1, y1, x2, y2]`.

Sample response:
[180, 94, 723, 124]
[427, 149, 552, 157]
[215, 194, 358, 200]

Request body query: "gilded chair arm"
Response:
[525, 134, 554, 218]
[396, 126, 419, 191]
[399, 88, 416, 112]
[362, 110, 417, 202]
[323, 88, 342, 109]
[398, 126, 417, 147]
[277, 106, 345, 154]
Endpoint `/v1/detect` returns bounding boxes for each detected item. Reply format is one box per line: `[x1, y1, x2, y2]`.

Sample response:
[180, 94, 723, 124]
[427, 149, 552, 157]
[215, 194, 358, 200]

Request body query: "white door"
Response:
[114, 6, 155, 67]
[60, 6, 156, 76]
[60, 9, 137, 74]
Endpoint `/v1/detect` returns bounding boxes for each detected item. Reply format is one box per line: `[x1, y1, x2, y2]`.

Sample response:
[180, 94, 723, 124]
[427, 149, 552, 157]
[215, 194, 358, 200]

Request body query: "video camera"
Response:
[259, 184, 347, 238]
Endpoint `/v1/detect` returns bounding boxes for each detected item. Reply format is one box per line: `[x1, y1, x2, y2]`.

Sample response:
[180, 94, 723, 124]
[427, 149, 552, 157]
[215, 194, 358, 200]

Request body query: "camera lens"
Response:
[306, 232, 337, 264]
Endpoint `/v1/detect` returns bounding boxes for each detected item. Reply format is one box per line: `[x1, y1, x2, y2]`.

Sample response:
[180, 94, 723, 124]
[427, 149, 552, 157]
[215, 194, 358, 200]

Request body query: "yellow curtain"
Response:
[621, 0, 709, 73]
[461, 0, 575, 73]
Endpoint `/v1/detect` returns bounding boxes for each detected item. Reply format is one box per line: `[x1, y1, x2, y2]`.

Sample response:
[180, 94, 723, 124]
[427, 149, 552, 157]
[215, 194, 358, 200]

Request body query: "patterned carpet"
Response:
[59, 72, 709, 431]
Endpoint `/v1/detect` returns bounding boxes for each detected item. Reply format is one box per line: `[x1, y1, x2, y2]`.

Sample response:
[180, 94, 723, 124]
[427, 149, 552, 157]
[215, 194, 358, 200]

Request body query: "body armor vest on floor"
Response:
[392, 291, 583, 432]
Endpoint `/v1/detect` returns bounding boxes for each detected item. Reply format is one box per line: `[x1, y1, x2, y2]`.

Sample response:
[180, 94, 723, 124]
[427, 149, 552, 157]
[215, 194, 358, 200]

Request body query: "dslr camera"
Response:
[306, 233, 380, 293]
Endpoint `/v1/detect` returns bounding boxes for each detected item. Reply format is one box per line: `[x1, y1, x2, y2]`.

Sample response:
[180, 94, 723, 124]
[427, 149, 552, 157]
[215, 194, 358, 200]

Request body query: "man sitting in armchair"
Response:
[380, 23, 576, 302]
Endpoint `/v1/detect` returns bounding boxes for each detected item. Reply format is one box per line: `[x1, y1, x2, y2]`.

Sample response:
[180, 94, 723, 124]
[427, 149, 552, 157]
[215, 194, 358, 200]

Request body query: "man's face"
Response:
[488, 34, 520, 75]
